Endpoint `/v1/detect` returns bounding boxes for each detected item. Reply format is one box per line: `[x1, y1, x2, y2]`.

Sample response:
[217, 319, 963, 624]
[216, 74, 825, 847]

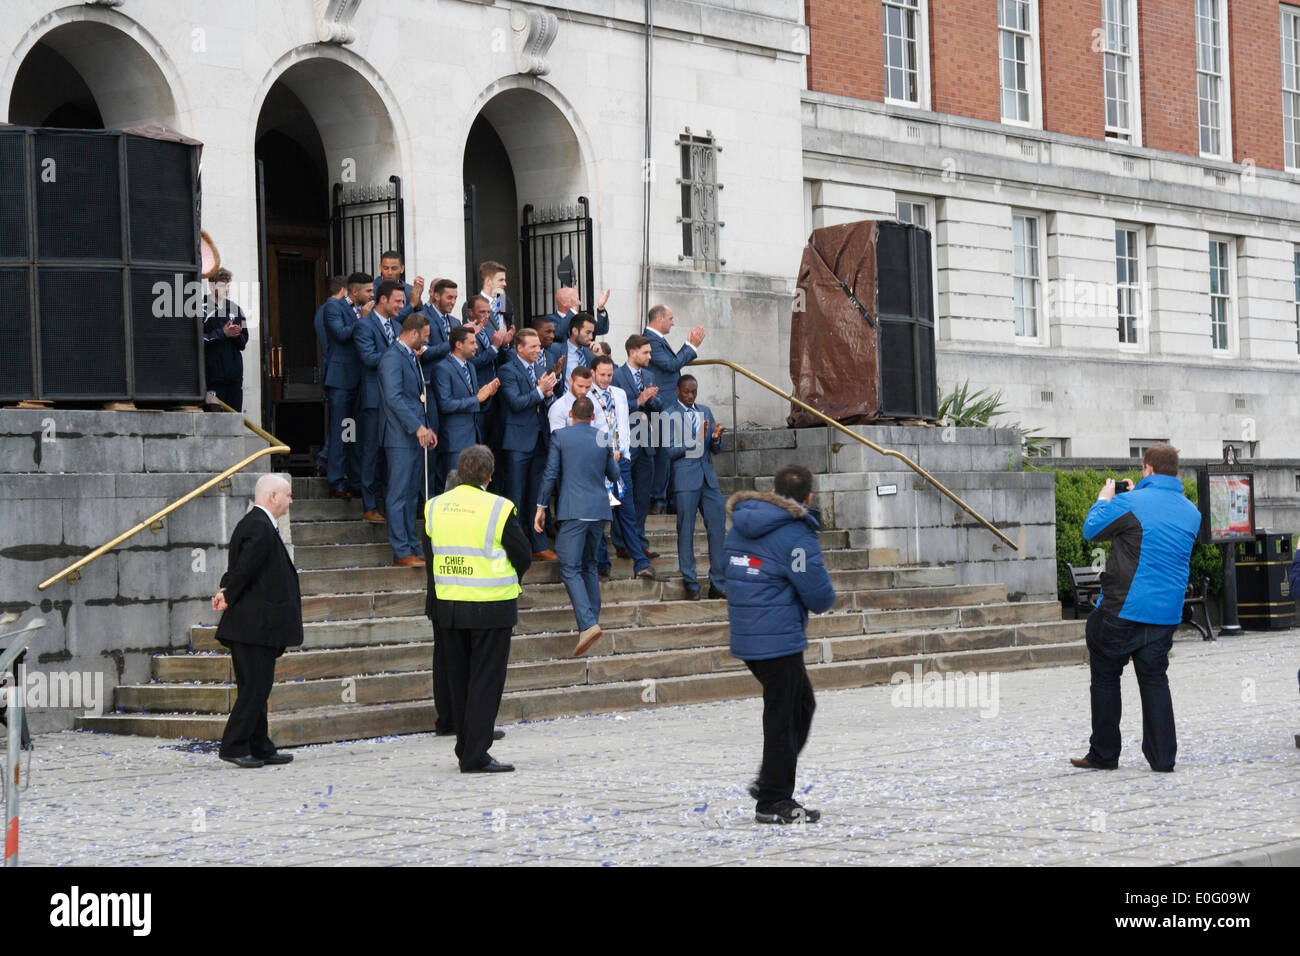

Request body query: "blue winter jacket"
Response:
[724, 490, 837, 661]
[1083, 473, 1201, 625]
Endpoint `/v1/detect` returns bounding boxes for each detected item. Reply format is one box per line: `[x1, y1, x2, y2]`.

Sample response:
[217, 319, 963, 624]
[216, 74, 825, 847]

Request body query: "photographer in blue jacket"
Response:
[725, 463, 836, 825]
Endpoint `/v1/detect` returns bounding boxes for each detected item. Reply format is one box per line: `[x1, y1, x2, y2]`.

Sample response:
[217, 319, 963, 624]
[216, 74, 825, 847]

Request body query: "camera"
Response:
[1113, 479, 1132, 494]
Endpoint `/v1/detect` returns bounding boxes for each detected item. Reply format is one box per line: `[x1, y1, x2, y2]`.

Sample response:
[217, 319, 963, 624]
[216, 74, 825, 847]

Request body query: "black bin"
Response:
[1234, 531, 1294, 630]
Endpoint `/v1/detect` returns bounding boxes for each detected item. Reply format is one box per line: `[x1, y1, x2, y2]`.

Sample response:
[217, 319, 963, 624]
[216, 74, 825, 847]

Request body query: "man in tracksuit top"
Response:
[1073, 444, 1200, 773]
[724, 463, 836, 824]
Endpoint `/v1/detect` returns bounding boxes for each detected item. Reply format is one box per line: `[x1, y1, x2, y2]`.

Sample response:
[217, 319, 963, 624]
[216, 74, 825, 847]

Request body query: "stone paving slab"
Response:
[10, 630, 1299, 866]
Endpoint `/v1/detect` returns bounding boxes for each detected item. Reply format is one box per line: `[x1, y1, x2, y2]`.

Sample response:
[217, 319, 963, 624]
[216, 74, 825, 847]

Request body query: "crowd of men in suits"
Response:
[313, 252, 730, 644]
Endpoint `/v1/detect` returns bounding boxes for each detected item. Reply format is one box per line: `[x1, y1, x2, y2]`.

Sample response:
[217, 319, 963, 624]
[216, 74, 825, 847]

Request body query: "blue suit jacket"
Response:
[665, 401, 721, 492]
[323, 298, 362, 390]
[433, 356, 483, 455]
[353, 310, 397, 410]
[419, 304, 459, 381]
[551, 308, 610, 343]
[314, 300, 333, 373]
[537, 423, 620, 520]
[612, 363, 661, 460]
[372, 277, 416, 323]
[379, 343, 438, 448]
[497, 354, 550, 453]
[544, 341, 594, 396]
[644, 329, 697, 394]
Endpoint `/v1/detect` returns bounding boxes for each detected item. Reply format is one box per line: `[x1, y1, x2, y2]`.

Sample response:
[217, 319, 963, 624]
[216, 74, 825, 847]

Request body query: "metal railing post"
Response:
[1, 618, 44, 868]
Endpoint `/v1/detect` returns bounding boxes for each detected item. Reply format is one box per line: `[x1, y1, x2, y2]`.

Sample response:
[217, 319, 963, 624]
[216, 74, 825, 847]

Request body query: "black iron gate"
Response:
[519, 196, 593, 327]
[463, 183, 478, 296]
[330, 175, 404, 277]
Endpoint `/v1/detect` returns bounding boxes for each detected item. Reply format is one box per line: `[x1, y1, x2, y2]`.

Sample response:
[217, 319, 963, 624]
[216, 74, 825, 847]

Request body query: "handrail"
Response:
[688, 358, 1018, 551]
[37, 405, 291, 591]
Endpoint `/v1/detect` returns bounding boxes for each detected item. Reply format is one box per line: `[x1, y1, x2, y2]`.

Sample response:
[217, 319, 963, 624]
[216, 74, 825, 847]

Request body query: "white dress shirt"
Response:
[548, 390, 578, 433]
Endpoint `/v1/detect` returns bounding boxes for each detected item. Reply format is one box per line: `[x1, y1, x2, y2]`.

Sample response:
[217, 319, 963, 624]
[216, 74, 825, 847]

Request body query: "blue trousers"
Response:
[1084, 609, 1177, 771]
[629, 449, 655, 550]
[601, 457, 649, 572]
[675, 483, 727, 591]
[326, 385, 361, 490]
[359, 405, 385, 510]
[556, 519, 603, 632]
[506, 446, 549, 551]
[384, 443, 426, 559]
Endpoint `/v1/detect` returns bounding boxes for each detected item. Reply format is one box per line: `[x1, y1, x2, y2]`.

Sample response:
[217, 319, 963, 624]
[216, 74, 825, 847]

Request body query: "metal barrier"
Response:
[688, 358, 1018, 551]
[1, 615, 45, 867]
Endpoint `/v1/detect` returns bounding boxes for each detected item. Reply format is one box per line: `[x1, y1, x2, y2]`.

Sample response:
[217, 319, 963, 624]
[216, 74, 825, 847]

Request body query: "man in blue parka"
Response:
[725, 463, 836, 824]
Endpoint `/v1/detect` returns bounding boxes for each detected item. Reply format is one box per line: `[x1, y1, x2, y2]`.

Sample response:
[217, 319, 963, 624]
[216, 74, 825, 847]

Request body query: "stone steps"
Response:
[80, 637, 1088, 744]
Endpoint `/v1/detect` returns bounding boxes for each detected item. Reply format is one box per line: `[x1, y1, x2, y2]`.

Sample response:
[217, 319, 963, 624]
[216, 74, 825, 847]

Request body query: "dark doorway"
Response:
[255, 83, 330, 472]
[462, 116, 519, 307]
[8, 41, 105, 128]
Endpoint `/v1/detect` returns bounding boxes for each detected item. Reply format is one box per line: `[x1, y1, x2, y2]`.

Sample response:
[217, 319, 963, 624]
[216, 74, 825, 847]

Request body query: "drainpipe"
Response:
[640, 0, 653, 324]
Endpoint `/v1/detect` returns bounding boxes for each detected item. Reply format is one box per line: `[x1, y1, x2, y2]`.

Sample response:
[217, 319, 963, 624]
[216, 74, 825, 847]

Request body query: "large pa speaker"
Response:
[0, 125, 203, 402]
[789, 219, 937, 425]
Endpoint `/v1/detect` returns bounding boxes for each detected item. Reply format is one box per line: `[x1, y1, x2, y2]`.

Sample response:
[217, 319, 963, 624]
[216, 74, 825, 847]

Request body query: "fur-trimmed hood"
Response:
[726, 489, 817, 539]
[725, 489, 807, 519]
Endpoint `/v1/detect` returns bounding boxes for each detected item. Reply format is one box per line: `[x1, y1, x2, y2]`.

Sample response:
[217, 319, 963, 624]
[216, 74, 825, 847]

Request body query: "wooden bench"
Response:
[1067, 566, 1214, 641]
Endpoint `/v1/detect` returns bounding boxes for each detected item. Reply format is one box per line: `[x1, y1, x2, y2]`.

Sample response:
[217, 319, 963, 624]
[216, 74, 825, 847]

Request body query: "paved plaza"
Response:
[13, 630, 1299, 866]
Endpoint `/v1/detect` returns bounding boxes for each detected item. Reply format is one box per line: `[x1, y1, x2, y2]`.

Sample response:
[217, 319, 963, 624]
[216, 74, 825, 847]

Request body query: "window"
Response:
[1208, 237, 1233, 352]
[1102, 0, 1140, 143]
[999, 1, 1038, 125]
[1033, 437, 1070, 458]
[1284, 8, 1300, 170]
[677, 130, 722, 270]
[883, 0, 929, 107]
[1012, 213, 1042, 338]
[1129, 439, 1169, 459]
[1115, 226, 1142, 346]
[896, 197, 929, 229]
[896, 194, 939, 333]
[1195, 0, 1231, 158]
[1223, 440, 1256, 460]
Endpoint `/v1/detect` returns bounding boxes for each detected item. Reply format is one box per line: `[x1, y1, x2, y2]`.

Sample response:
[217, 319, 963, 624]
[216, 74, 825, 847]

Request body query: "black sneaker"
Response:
[755, 799, 820, 825]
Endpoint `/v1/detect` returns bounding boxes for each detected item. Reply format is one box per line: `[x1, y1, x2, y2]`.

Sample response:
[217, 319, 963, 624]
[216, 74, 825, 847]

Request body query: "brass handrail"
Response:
[37, 405, 291, 591]
[688, 358, 1018, 551]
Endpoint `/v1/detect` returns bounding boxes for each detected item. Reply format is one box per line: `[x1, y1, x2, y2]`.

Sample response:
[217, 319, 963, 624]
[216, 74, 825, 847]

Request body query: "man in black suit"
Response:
[211, 474, 303, 768]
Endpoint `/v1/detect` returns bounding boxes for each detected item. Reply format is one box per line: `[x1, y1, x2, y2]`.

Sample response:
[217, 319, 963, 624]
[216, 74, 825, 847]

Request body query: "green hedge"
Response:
[1052, 469, 1222, 598]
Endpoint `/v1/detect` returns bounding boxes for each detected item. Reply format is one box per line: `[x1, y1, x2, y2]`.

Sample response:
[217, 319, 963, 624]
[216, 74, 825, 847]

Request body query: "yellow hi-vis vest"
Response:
[425, 483, 522, 602]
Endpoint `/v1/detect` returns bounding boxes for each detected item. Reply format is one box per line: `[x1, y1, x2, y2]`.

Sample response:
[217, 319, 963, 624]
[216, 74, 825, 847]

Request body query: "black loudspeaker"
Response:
[0, 126, 202, 402]
[875, 220, 937, 420]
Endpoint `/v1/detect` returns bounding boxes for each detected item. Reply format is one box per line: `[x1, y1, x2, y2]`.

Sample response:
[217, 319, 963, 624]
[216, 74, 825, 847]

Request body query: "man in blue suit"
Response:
[548, 285, 612, 342]
[420, 278, 461, 382]
[379, 313, 439, 567]
[374, 250, 421, 325]
[644, 304, 707, 514]
[313, 276, 347, 476]
[665, 374, 727, 600]
[535, 396, 621, 656]
[433, 325, 500, 494]
[323, 272, 373, 499]
[354, 280, 406, 522]
[613, 334, 664, 557]
[545, 313, 596, 396]
[499, 328, 559, 558]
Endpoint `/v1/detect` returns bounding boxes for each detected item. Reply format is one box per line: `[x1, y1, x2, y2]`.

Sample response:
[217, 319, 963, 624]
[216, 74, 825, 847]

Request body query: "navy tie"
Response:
[382, 317, 395, 345]
[462, 362, 473, 392]
[527, 363, 537, 388]
[633, 368, 643, 391]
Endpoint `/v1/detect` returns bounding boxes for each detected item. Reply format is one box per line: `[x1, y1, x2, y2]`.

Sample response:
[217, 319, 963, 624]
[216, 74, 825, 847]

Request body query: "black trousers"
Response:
[211, 382, 243, 412]
[220, 641, 280, 759]
[437, 624, 511, 770]
[431, 625, 453, 734]
[745, 651, 816, 807]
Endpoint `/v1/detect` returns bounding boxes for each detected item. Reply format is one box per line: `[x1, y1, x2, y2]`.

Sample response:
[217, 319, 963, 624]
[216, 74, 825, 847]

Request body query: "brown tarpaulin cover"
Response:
[788, 220, 880, 427]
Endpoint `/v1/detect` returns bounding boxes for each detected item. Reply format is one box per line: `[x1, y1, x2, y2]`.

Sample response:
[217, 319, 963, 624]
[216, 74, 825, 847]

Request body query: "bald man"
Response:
[211, 474, 304, 767]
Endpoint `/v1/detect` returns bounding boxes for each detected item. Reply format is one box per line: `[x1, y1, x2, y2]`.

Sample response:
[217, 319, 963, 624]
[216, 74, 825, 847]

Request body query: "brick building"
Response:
[803, 0, 1300, 461]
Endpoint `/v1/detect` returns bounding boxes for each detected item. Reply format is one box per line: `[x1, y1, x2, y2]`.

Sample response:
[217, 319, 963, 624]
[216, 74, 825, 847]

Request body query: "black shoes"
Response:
[260, 752, 293, 765]
[755, 800, 821, 825]
[220, 754, 264, 769]
[707, 585, 727, 600]
[684, 587, 701, 601]
[462, 758, 515, 773]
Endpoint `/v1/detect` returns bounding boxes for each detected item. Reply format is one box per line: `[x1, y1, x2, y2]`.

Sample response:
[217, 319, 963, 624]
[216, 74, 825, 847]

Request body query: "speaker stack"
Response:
[789, 219, 937, 425]
[0, 125, 203, 403]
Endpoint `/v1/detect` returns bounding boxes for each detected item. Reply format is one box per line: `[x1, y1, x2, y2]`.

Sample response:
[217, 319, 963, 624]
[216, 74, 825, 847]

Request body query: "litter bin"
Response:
[1234, 531, 1294, 630]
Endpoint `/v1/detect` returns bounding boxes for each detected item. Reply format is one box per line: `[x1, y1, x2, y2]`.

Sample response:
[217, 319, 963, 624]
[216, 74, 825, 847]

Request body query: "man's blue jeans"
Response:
[1084, 608, 1177, 772]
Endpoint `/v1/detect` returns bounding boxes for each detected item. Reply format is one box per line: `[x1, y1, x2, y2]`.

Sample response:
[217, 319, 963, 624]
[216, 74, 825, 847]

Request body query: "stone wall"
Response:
[0, 409, 275, 733]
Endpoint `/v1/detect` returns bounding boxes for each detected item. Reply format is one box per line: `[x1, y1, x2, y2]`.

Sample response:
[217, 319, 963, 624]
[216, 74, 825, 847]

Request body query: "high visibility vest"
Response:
[425, 483, 521, 602]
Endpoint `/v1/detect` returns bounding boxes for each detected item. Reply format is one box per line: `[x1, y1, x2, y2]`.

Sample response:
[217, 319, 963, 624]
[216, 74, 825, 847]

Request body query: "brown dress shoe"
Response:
[532, 549, 558, 561]
[362, 509, 386, 523]
[1069, 756, 1115, 770]
[394, 555, 426, 567]
[636, 567, 663, 583]
[649, 506, 665, 515]
[574, 625, 603, 656]
[328, 489, 353, 500]
[644, 550, 660, 560]
[615, 547, 632, 560]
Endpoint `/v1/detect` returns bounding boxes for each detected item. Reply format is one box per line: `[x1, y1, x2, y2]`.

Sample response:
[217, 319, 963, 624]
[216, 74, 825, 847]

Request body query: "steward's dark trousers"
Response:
[220, 641, 280, 759]
[1084, 608, 1177, 771]
[438, 624, 511, 770]
[745, 650, 816, 806]
[432, 626, 453, 734]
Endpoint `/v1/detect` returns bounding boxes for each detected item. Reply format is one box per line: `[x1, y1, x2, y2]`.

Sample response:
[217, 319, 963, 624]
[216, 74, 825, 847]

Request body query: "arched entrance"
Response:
[253, 56, 402, 467]
[7, 20, 180, 129]
[463, 86, 593, 327]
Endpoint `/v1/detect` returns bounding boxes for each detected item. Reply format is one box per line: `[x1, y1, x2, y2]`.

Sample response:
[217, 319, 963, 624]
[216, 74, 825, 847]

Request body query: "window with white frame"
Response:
[1293, 246, 1300, 353]
[1208, 237, 1232, 351]
[1115, 226, 1142, 345]
[1102, 0, 1140, 143]
[1283, 7, 1300, 170]
[999, 1, 1038, 125]
[896, 197, 929, 229]
[1195, 0, 1231, 158]
[883, 0, 929, 107]
[1012, 213, 1042, 338]
[1129, 438, 1169, 459]
[896, 194, 939, 331]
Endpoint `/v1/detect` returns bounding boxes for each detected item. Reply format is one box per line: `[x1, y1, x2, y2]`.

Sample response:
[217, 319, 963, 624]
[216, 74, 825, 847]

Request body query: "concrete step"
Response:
[81, 637, 1089, 744]
[289, 495, 685, 529]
